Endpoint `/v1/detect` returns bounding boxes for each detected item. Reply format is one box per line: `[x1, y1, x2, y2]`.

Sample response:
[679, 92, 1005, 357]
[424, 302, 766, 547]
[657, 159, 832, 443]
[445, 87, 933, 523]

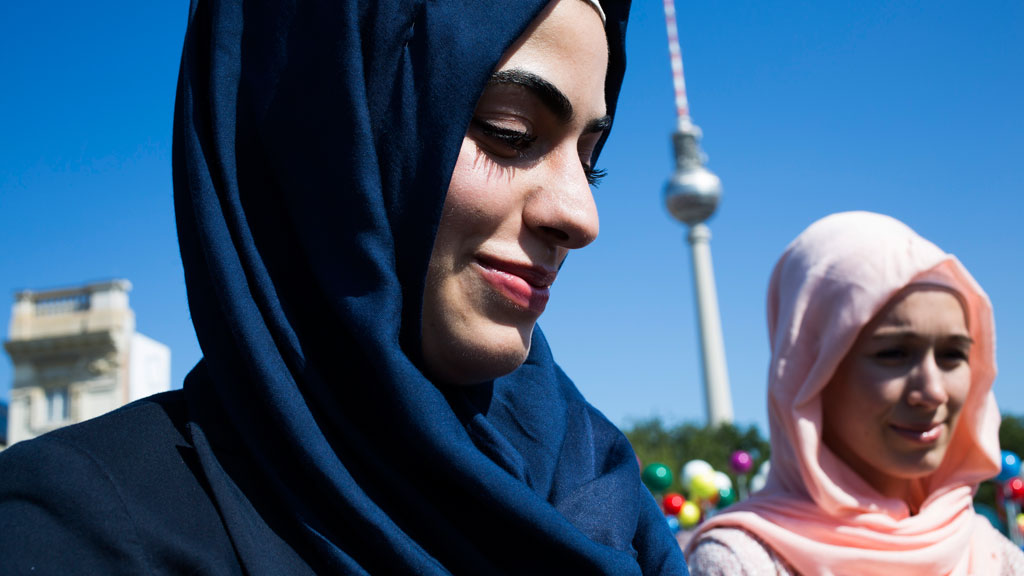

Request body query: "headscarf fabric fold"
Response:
[173, 0, 683, 574]
[689, 211, 1001, 575]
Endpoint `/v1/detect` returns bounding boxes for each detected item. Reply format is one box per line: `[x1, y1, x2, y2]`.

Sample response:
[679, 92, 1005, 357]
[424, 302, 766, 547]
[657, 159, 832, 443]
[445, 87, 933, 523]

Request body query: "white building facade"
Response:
[3, 280, 170, 446]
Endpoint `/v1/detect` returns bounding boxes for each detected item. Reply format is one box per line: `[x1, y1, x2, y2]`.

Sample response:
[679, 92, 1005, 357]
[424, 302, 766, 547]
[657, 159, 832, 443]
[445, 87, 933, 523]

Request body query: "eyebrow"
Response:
[870, 330, 974, 346]
[488, 68, 611, 134]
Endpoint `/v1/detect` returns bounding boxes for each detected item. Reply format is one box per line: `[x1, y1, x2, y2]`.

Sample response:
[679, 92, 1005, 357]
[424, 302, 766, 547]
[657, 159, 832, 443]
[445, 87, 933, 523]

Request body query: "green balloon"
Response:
[716, 486, 736, 509]
[642, 463, 673, 493]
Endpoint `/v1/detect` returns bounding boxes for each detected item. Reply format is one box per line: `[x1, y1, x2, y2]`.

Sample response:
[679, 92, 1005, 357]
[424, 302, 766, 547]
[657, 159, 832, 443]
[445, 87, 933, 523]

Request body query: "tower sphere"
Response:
[664, 163, 722, 226]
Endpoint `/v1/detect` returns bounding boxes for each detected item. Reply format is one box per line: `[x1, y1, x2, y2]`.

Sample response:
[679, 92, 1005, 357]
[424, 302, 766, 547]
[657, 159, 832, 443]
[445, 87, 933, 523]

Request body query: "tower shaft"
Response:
[687, 224, 733, 426]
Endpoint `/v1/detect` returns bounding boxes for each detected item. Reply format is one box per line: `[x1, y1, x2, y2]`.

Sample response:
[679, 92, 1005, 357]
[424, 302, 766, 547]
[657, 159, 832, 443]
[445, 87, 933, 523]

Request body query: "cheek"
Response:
[445, 142, 481, 213]
[822, 375, 861, 438]
[844, 360, 909, 410]
[826, 364, 877, 415]
[946, 366, 972, 416]
[434, 150, 485, 252]
[443, 143, 512, 231]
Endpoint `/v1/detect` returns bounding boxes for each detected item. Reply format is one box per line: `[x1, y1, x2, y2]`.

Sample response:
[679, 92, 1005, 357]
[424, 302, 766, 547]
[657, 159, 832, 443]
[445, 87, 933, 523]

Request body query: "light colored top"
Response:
[685, 527, 795, 576]
[687, 524, 1024, 576]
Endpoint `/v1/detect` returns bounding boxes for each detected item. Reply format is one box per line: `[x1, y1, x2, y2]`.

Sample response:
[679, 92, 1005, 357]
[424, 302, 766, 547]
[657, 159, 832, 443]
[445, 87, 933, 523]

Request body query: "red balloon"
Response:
[662, 492, 685, 516]
[1008, 477, 1024, 501]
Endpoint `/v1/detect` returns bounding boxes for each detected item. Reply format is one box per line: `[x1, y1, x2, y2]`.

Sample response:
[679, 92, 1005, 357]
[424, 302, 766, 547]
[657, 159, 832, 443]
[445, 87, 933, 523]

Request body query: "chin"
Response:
[889, 448, 950, 480]
[424, 321, 534, 386]
[917, 450, 949, 475]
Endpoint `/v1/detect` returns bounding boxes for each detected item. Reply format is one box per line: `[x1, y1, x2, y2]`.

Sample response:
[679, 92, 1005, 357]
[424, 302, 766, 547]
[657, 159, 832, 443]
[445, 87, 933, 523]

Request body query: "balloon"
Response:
[713, 471, 733, 491]
[662, 492, 685, 516]
[665, 515, 681, 533]
[716, 486, 736, 509]
[750, 460, 771, 494]
[729, 450, 753, 474]
[997, 450, 1021, 483]
[1008, 477, 1024, 502]
[642, 463, 673, 493]
[690, 470, 719, 501]
[679, 501, 701, 528]
[681, 459, 713, 491]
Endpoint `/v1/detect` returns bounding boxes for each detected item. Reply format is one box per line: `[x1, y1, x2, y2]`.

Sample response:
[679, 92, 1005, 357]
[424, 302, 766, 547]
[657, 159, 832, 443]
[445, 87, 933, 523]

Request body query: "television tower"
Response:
[661, 0, 733, 426]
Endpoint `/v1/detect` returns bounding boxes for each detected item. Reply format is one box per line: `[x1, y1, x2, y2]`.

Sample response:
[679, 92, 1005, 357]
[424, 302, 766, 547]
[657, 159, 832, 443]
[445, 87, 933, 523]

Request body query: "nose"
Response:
[906, 352, 950, 409]
[523, 149, 600, 250]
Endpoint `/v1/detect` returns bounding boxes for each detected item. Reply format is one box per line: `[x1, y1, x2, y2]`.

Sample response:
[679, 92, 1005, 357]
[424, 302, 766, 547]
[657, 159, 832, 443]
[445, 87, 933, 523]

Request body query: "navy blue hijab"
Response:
[173, 0, 686, 573]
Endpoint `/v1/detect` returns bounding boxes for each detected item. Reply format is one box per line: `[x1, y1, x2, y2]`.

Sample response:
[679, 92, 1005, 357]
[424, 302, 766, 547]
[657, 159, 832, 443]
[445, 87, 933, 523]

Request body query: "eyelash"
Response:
[473, 119, 536, 153]
[472, 119, 609, 187]
[584, 166, 607, 187]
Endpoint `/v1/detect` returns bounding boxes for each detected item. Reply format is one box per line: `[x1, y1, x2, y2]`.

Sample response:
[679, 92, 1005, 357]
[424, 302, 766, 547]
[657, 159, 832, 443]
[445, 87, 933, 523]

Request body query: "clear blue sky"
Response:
[2, 1, 1021, 435]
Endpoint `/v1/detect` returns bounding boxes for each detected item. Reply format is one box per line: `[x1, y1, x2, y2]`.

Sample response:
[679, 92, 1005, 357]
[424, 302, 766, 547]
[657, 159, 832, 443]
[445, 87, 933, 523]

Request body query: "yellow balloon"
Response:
[679, 501, 701, 528]
[690, 470, 719, 500]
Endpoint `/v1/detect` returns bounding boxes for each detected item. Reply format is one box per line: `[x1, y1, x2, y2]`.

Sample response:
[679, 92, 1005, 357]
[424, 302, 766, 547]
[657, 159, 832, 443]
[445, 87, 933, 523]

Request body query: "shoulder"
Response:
[5, 389, 189, 459]
[0, 391, 194, 509]
[0, 391, 241, 575]
[685, 526, 795, 576]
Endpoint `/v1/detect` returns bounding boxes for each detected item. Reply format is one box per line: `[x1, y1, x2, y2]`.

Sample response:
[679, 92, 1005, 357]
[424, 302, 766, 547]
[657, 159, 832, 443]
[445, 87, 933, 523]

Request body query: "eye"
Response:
[471, 118, 536, 157]
[937, 347, 970, 368]
[872, 347, 909, 365]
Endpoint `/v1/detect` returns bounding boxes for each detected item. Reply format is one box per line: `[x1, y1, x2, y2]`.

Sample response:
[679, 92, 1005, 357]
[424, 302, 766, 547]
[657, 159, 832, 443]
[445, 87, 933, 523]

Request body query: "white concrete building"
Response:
[3, 280, 170, 446]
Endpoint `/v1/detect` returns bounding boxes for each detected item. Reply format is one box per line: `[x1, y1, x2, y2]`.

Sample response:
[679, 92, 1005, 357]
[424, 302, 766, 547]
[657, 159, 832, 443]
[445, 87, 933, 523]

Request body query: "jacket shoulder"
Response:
[0, 391, 242, 575]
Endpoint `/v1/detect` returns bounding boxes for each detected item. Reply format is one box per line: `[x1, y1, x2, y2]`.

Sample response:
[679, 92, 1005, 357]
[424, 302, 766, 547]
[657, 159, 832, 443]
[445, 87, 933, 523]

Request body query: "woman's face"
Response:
[821, 288, 972, 498]
[421, 0, 609, 385]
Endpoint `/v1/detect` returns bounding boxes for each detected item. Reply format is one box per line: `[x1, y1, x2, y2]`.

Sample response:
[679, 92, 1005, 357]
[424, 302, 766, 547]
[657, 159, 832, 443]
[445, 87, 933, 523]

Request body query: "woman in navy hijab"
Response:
[0, 0, 688, 573]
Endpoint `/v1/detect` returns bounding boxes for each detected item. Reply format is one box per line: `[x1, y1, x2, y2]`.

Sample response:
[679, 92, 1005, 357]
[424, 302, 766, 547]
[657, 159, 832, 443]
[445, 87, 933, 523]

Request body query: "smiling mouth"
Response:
[889, 422, 944, 444]
[475, 256, 556, 314]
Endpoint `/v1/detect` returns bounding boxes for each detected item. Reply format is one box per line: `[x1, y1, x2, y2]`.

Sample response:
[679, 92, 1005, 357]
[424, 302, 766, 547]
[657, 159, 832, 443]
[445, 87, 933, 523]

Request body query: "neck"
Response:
[822, 434, 927, 513]
[869, 476, 925, 513]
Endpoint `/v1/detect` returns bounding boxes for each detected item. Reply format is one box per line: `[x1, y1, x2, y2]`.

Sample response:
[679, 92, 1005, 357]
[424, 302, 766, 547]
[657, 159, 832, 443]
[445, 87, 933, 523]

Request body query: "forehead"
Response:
[495, 0, 609, 116]
[872, 288, 968, 332]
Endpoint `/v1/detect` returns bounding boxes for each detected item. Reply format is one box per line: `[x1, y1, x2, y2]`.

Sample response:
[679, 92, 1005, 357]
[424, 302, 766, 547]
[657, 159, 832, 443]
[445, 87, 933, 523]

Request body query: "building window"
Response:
[45, 388, 69, 423]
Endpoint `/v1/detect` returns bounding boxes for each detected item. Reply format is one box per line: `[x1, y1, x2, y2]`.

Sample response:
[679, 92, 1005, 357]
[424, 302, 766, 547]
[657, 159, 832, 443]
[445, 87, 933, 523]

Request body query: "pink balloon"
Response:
[730, 450, 753, 474]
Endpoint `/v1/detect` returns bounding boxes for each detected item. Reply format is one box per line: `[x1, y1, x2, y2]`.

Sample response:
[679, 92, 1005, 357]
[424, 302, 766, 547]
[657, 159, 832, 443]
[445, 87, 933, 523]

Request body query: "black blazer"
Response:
[0, 391, 290, 575]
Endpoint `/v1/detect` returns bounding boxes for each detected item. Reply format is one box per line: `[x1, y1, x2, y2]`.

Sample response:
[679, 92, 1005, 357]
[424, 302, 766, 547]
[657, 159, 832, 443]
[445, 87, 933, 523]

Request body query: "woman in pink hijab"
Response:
[685, 211, 1024, 575]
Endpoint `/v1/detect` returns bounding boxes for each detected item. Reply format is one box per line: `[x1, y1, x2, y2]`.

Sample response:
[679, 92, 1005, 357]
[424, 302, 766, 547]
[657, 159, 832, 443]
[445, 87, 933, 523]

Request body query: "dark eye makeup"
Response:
[470, 118, 609, 187]
[472, 119, 537, 154]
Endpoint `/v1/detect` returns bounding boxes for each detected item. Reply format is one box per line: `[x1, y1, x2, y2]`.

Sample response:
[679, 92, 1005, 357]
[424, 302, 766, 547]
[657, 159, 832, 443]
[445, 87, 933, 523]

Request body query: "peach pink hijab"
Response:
[690, 212, 1002, 575]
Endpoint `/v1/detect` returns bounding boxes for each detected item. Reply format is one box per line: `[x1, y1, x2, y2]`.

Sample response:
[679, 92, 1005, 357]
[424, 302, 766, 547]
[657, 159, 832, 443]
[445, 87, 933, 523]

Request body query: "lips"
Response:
[889, 422, 945, 444]
[475, 256, 557, 314]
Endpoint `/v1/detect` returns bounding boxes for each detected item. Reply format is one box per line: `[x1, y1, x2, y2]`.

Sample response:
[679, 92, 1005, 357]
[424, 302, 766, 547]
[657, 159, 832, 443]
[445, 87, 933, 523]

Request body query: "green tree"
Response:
[999, 414, 1024, 457]
[624, 418, 769, 496]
